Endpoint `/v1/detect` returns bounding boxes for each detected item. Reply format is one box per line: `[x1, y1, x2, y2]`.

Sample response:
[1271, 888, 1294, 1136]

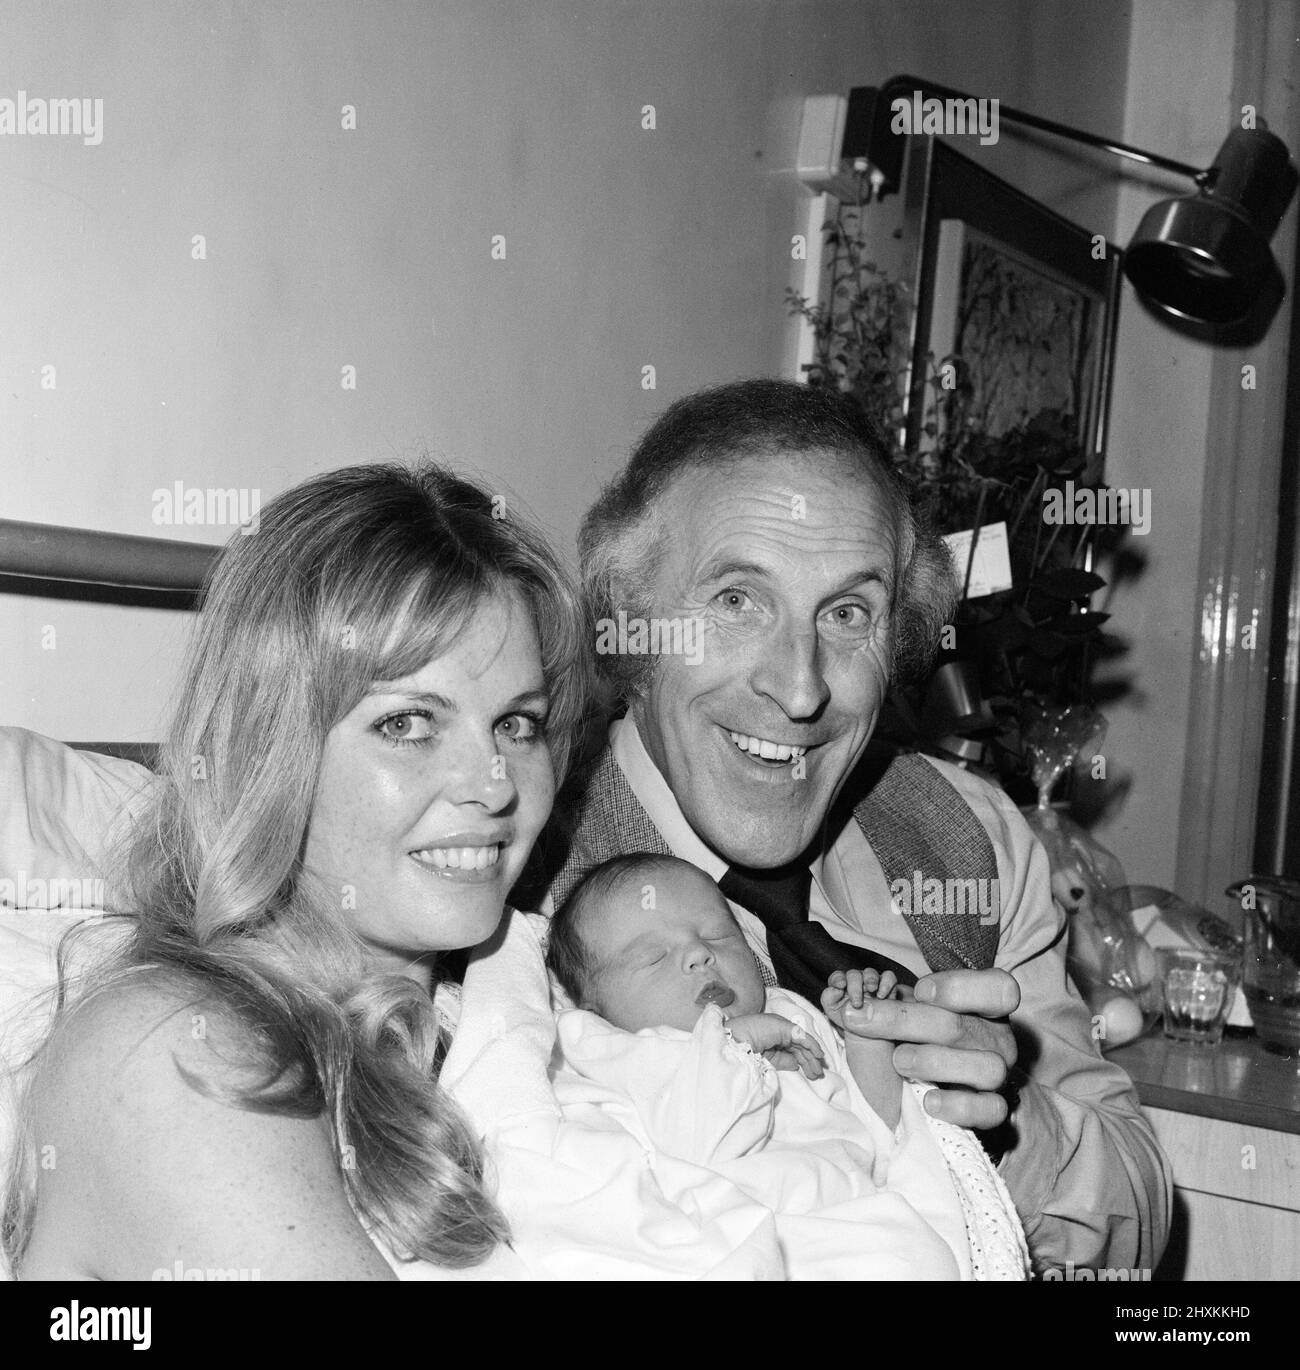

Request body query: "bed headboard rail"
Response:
[0, 518, 219, 593]
[2, 519, 217, 766]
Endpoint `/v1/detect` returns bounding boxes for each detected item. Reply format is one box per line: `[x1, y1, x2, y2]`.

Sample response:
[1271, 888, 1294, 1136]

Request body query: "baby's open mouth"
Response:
[696, 981, 736, 1008]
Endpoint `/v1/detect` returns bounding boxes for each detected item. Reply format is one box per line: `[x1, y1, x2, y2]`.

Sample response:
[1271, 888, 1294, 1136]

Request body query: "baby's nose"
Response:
[685, 942, 715, 970]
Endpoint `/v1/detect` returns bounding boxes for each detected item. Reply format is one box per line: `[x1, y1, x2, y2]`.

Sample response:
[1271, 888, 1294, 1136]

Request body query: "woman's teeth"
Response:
[728, 731, 807, 763]
[410, 845, 501, 871]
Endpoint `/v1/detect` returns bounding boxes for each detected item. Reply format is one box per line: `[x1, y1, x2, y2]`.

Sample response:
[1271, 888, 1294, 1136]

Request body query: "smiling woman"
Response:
[307, 592, 555, 978]
[1, 462, 590, 1280]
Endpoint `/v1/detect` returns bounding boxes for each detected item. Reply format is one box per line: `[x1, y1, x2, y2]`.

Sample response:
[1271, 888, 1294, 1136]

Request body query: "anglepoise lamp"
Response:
[840, 75, 1298, 335]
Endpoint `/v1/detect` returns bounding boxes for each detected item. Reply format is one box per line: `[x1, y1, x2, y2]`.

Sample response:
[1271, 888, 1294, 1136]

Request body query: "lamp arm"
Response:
[882, 74, 1209, 185]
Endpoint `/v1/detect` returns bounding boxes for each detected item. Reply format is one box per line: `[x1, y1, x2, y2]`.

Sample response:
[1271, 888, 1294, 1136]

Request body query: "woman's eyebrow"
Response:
[368, 687, 459, 711]
[363, 685, 550, 712]
[503, 687, 551, 710]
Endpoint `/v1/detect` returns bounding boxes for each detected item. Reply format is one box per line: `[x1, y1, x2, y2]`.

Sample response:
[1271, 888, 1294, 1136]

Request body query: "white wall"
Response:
[1087, 0, 1298, 902]
[2, 0, 1132, 739]
[1086, 0, 1233, 891]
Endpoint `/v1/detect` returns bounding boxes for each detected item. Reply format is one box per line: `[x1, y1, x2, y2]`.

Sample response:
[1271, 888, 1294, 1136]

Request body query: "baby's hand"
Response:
[820, 967, 899, 1026]
[724, 1012, 827, 1080]
[821, 969, 905, 1129]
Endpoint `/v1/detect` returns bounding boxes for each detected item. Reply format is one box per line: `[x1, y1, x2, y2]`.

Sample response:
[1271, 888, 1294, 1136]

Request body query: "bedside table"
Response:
[1107, 1032, 1300, 1280]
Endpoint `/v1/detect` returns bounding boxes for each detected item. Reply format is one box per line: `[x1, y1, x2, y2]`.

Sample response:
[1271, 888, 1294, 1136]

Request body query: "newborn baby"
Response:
[520, 851, 1028, 1279]
[546, 850, 905, 1126]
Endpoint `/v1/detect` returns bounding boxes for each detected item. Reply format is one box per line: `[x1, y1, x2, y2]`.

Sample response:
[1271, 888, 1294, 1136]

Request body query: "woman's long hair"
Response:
[2, 462, 590, 1271]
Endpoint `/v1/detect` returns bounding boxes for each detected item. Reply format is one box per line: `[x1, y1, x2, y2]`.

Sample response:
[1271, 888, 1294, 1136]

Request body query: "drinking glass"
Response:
[1159, 947, 1239, 1046]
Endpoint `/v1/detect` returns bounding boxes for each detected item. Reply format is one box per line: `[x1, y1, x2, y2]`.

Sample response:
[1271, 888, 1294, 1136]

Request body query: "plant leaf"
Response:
[1033, 567, 1107, 600]
[1049, 610, 1110, 636]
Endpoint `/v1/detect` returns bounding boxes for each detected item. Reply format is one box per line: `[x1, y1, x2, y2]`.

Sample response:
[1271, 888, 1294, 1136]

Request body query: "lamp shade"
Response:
[1124, 126, 1297, 326]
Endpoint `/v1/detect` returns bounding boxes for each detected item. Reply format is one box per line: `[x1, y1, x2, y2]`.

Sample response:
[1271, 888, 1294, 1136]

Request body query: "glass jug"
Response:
[1226, 874, 1300, 1056]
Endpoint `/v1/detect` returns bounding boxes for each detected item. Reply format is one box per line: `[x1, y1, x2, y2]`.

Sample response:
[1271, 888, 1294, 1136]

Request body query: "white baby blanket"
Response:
[441, 908, 1028, 1280]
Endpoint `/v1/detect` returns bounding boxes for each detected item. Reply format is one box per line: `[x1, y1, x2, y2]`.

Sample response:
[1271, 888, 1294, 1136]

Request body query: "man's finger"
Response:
[914, 967, 1020, 1018]
[840, 999, 1017, 1063]
[921, 1086, 1009, 1131]
[838, 998, 966, 1046]
[893, 1044, 1009, 1092]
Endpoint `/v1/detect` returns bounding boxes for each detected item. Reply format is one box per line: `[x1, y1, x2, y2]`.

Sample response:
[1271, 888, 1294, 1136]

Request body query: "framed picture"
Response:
[896, 137, 1122, 487]
[786, 132, 1127, 797]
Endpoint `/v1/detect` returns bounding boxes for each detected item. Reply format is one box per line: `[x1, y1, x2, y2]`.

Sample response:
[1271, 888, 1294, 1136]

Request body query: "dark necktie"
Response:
[717, 860, 917, 1003]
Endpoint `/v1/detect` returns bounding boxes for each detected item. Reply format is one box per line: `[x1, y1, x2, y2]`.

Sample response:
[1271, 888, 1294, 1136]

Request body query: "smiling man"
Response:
[544, 379, 1170, 1273]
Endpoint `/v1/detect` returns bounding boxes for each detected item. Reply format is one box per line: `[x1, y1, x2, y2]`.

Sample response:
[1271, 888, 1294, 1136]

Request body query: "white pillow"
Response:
[0, 728, 155, 911]
[0, 729, 150, 1275]
[0, 910, 131, 1280]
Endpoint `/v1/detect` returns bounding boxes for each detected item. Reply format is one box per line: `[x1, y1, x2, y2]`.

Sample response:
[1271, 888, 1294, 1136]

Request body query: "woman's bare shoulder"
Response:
[36, 968, 268, 1111]
[24, 969, 394, 1280]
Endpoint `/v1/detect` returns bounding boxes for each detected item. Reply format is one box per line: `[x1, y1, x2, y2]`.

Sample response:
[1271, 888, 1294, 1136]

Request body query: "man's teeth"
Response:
[410, 845, 501, 871]
[727, 731, 807, 763]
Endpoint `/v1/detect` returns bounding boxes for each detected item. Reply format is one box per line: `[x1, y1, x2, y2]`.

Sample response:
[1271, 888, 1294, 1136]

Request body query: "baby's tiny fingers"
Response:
[878, 970, 898, 1000]
[798, 1043, 825, 1079]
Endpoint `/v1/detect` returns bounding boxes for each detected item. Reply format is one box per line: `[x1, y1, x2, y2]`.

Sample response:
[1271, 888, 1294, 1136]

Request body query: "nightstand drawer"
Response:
[1145, 1106, 1300, 1208]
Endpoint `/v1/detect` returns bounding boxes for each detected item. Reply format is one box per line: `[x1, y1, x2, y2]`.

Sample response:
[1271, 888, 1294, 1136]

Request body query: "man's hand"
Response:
[725, 1012, 827, 1079]
[835, 968, 1020, 1129]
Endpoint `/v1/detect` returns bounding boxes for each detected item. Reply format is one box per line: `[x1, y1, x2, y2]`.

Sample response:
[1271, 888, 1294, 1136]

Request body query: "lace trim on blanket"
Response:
[915, 1085, 1029, 1281]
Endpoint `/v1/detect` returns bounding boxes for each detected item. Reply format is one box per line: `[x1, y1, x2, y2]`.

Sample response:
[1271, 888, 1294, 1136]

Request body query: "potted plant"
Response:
[787, 175, 1130, 805]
